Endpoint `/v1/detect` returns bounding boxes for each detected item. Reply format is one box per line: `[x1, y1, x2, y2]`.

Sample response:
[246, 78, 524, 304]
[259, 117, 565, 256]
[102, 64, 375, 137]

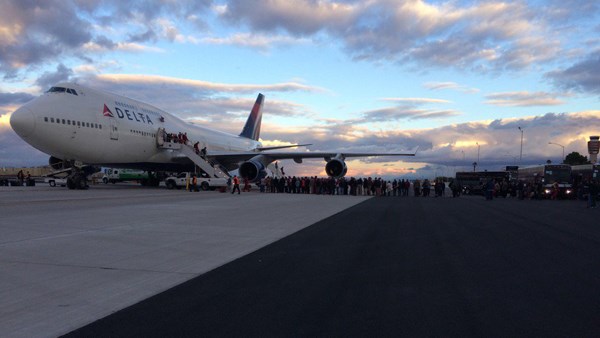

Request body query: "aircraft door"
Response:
[156, 127, 165, 146]
[109, 118, 118, 140]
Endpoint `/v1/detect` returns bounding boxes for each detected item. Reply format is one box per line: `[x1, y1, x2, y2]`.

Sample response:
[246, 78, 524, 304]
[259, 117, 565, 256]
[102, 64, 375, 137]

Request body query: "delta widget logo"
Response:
[102, 104, 114, 117]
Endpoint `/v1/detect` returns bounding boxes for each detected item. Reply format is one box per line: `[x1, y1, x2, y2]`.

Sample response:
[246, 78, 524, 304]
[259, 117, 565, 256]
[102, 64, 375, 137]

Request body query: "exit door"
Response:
[109, 118, 118, 140]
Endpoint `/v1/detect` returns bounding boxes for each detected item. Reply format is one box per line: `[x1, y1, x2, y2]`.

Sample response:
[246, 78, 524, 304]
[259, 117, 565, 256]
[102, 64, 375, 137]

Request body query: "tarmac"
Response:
[0, 184, 369, 337]
[2, 185, 600, 337]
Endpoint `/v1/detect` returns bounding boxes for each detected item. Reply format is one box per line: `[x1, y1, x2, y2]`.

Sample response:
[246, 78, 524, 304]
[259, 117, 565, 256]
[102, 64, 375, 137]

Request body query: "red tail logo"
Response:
[103, 104, 114, 117]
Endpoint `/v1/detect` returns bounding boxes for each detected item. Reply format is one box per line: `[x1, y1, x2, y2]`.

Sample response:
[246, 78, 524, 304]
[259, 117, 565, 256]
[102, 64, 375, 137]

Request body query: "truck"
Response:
[455, 171, 510, 195]
[571, 164, 600, 199]
[102, 168, 150, 185]
[164, 172, 228, 191]
[518, 164, 573, 199]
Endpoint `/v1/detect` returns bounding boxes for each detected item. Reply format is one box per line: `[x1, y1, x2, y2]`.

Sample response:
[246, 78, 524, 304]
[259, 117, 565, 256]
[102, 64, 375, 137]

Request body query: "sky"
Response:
[0, 0, 599, 179]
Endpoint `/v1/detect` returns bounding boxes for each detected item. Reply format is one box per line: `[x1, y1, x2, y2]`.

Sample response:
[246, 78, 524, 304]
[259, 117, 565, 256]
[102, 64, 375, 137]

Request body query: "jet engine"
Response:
[239, 156, 267, 182]
[325, 157, 347, 178]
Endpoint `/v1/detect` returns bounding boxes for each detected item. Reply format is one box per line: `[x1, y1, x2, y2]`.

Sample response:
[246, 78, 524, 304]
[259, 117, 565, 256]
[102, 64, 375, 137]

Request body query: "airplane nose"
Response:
[10, 107, 36, 138]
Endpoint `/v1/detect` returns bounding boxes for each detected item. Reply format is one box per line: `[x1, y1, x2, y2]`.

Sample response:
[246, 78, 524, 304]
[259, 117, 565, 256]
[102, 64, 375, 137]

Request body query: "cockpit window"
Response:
[47, 87, 78, 95]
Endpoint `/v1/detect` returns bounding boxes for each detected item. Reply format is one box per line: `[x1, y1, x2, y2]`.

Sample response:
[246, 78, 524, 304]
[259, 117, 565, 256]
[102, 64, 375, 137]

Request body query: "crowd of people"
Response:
[164, 131, 189, 145]
[225, 175, 598, 208]
[250, 176, 445, 197]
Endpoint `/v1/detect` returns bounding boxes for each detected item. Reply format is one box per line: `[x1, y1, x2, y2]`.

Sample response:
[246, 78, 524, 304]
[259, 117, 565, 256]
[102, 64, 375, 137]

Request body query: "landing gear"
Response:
[66, 172, 89, 190]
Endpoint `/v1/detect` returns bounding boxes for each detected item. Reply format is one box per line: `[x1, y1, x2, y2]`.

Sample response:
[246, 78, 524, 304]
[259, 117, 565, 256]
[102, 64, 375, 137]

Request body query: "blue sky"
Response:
[1, 0, 599, 178]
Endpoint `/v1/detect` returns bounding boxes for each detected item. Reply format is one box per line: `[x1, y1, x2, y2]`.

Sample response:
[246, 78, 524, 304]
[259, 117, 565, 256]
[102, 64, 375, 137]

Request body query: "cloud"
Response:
[546, 51, 600, 95]
[201, 33, 309, 50]
[353, 96, 458, 123]
[0, 1, 92, 77]
[362, 106, 460, 122]
[87, 73, 324, 94]
[35, 64, 75, 90]
[0, 92, 35, 105]
[380, 97, 452, 104]
[485, 91, 565, 107]
[0, 1, 212, 78]
[221, 0, 562, 72]
[424, 82, 480, 94]
[255, 110, 600, 178]
[70, 73, 321, 127]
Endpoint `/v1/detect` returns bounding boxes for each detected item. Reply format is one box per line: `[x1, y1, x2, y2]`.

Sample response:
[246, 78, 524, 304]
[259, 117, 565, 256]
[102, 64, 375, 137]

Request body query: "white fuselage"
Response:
[11, 82, 260, 170]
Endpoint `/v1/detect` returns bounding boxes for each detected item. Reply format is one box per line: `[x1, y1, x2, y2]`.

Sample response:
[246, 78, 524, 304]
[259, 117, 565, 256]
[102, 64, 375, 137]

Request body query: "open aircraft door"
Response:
[156, 127, 165, 146]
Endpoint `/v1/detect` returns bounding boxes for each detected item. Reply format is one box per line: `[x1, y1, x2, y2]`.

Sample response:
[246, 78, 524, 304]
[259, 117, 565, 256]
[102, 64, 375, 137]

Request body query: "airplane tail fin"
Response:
[239, 93, 264, 141]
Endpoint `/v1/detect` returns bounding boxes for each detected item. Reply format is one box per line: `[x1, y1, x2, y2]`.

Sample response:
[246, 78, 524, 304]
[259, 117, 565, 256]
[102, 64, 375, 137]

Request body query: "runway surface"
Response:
[65, 194, 600, 337]
[0, 185, 369, 337]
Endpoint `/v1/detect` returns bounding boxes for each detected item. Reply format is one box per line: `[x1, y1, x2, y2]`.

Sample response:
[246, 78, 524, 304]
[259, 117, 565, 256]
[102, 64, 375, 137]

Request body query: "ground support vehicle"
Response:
[164, 172, 228, 191]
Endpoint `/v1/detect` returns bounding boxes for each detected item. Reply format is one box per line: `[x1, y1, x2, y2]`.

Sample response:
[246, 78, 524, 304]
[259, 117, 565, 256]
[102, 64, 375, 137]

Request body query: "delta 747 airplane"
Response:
[10, 82, 415, 189]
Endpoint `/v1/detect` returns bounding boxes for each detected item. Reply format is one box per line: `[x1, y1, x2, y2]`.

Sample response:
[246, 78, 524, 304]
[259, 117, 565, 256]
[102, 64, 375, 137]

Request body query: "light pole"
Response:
[472, 161, 477, 172]
[548, 142, 565, 163]
[518, 127, 523, 162]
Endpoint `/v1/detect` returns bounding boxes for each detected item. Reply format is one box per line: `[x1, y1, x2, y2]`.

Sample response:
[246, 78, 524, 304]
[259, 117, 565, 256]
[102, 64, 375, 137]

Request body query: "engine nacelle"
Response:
[325, 158, 348, 178]
[49, 156, 66, 170]
[239, 159, 267, 182]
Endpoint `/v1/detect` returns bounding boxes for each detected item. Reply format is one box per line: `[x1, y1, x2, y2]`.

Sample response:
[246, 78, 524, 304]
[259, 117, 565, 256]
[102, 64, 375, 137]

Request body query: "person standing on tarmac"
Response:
[231, 175, 241, 194]
[190, 174, 197, 192]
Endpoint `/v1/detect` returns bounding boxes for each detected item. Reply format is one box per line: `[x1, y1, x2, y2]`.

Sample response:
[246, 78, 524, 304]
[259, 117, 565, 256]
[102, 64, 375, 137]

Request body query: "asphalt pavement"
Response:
[65, 195, 600, 337]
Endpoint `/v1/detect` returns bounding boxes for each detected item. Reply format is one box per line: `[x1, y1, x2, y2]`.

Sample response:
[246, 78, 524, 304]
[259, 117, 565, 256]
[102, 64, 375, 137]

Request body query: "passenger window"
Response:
[62, 119, 66, 124]
[99, 125, 102, 129]
[86, 122, 90, 128]
[67, 120, 71, 125]
[77, 121, 80, 126]
[44, 117, 48, 122]
[50, 118, 55, 123]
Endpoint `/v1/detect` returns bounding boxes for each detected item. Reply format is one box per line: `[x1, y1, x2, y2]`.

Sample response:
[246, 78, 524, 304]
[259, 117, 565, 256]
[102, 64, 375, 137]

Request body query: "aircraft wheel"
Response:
[75, 175, 88, 190]
[67, 177, 76, 190]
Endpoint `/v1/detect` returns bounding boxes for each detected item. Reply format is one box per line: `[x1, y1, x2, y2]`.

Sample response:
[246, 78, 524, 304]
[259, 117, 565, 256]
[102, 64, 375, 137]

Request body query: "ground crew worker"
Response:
[190, 174, 197, 192]
[231, 175, 241, 194]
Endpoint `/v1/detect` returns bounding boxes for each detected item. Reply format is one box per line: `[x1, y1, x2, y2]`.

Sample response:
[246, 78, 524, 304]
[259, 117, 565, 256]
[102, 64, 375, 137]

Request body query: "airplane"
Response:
[10, 82, 416, 189]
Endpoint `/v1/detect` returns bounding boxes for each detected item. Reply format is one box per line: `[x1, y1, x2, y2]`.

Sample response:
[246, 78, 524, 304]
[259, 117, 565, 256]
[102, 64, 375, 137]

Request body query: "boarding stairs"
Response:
[179, 144, 230, 179]
[155, 128, 229, 178]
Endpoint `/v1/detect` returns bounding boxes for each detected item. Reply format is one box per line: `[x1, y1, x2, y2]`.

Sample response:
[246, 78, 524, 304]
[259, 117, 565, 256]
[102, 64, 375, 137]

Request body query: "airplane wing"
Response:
[204, 147, 417, 178]
[208, 149, 416, 163]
